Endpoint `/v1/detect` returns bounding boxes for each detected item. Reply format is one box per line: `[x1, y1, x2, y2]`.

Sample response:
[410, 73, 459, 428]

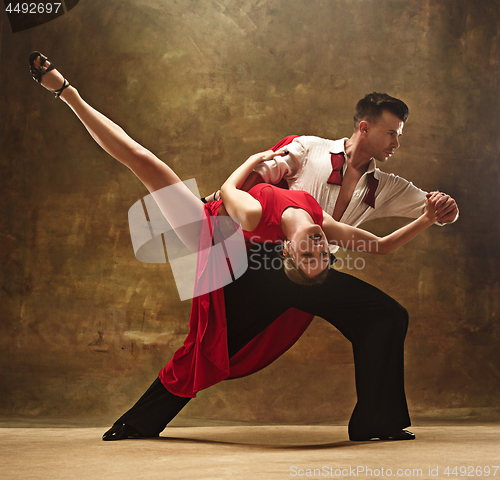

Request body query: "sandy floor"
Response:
[1, 424, 499, 480]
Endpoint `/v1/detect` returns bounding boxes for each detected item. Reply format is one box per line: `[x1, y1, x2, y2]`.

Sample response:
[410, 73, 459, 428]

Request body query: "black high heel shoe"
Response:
[28, 51, 71, 98]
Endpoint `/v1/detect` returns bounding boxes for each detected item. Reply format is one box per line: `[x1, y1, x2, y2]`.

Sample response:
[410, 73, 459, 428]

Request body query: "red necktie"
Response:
[363, 172, 379, 208]
[327, 153, 345, 185]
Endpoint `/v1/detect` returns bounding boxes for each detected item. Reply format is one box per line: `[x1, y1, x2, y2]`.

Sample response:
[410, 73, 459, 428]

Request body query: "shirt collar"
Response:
[330, 138, 348, 156]
[366, 158, 377, 177]
[330, 138, 378, 178]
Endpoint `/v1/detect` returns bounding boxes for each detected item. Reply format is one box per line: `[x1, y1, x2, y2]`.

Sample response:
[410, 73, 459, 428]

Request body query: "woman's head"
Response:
[282, 224, 330, 285]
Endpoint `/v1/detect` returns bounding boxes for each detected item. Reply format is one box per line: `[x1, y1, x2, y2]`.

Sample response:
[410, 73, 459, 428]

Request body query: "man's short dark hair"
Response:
[354, 92, 409, 128]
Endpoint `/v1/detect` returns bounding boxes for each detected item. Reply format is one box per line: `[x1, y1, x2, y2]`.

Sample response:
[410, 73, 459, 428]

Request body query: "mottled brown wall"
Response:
[0, 0, 498, 425]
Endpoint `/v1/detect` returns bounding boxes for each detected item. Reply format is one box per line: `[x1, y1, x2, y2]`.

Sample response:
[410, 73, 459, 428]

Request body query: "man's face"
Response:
[364, 110, 404, 162]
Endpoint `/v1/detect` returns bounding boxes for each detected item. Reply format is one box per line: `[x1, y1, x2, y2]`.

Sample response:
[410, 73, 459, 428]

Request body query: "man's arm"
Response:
[372, 171, 459, 225]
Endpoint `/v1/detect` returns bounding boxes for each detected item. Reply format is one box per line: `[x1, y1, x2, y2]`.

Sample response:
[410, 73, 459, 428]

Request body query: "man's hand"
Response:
[426, 191, 459, 224]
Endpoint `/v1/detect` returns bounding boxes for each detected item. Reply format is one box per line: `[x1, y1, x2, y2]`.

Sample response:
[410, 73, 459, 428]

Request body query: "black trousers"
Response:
[118, 247, 410, 439]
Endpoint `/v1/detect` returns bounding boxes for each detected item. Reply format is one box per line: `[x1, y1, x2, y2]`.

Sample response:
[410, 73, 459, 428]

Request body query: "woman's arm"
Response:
[219, 151, 286, 231]
[322, 192, 440, 254]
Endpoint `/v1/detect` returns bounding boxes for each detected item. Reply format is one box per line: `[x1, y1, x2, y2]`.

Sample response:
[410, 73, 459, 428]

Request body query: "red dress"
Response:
[241, 183, 323, 244]
[159, 150, 321, 398]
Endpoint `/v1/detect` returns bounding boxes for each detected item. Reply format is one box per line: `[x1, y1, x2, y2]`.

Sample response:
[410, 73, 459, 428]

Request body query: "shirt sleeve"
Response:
[371, 172, 427, 220]
[253, 137, 306, 184]
[373, 172, 458, 226]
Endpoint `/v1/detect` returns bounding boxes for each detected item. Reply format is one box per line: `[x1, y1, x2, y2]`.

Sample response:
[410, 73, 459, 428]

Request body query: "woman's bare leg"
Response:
[32, 55, 204, 251]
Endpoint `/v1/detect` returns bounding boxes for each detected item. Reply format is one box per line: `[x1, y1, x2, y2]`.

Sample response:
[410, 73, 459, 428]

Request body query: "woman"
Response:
[29, 52, 439, 440]
[29, 52, 439, 285]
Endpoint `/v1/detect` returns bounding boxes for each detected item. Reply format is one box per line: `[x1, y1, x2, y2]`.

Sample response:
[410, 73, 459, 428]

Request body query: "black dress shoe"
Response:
[379, 429, 415, 441]
[102, 422, 151, 441]
[350, 429, 415, 441]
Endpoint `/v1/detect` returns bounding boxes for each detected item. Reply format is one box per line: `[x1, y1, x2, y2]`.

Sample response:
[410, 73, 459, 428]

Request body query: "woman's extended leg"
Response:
[31, 53, 204, 251]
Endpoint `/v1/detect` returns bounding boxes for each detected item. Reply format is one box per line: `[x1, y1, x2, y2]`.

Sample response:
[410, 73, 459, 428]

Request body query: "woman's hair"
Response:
[282, 241, 329, 286]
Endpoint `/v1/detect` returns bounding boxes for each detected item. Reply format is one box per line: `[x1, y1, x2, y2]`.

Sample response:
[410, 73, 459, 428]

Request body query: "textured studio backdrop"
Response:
[0, 0, 498, 425]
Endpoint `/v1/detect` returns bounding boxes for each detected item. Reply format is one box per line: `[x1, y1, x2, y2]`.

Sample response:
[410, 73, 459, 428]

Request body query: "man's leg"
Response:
[222, 248, 411, 440]
[223, 254, 411, 440]
[290, 268, 411, 440]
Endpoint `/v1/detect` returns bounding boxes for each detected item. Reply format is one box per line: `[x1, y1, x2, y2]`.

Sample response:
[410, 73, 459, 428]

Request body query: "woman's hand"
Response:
[219, 149, 287, 231]
[424, 191, 442, 224]
[244, 149, 288, 168]
[221, 149, 288, 195]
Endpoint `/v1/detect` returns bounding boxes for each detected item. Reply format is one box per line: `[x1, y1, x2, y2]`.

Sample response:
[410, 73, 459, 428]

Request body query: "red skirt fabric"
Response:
[158, 200, 314, 398]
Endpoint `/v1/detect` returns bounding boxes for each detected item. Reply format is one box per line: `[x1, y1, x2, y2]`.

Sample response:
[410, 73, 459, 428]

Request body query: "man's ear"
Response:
[358, 120, 370, 135]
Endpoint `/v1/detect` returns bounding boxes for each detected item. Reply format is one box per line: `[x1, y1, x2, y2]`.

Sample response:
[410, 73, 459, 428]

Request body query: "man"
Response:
[249, 92, 457, 227]
[103, 93, 458, 442]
